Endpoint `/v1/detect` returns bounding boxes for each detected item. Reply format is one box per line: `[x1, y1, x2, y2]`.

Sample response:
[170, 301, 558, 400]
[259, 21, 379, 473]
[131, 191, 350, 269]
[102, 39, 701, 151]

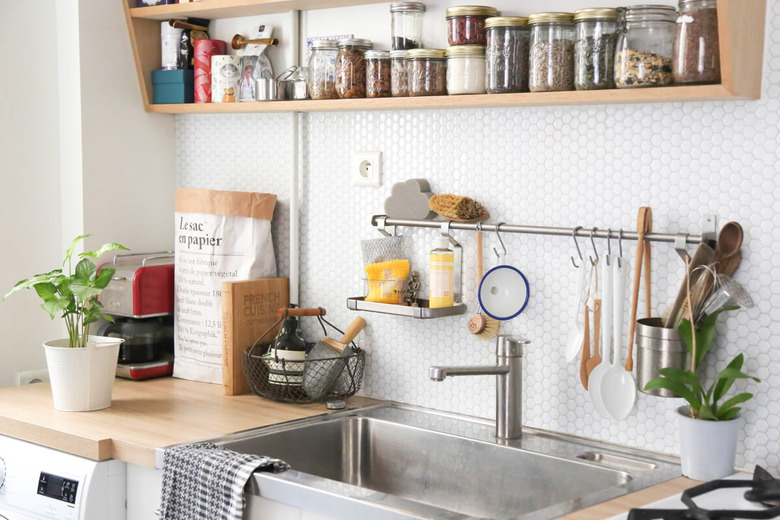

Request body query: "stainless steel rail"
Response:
[371, 215, 704, 244]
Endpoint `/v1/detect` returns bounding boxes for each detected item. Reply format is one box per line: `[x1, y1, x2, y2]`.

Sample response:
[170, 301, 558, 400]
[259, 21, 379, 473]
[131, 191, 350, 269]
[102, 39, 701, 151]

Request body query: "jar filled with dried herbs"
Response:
[485, 16, 529, 94]
[574, 8, 618, 90]
[615, 6, 676, 88]
[528, 12, 576, 92]
[366, 50, 392, 98]
[336, 38, 372, 98]
[391, 50, 409, 97]
[673, 0, 720, 84]
[308, 39, 339, 100]
[407, 48, 447, 96]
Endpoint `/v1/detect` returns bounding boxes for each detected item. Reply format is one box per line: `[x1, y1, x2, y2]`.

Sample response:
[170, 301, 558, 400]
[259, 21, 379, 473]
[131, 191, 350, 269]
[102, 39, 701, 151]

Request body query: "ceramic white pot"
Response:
[677, 405, 741, 481]
[43, 335, 123, 412]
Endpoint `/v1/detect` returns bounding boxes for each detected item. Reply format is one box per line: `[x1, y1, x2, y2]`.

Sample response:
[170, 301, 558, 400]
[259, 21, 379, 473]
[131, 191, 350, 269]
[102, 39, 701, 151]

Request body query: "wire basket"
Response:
[243, 307, 365, 404]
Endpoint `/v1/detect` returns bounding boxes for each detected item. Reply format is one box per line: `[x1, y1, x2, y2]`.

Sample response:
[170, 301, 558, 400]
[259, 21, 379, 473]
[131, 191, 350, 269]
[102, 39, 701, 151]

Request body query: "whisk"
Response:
[698, 274, 754, 320]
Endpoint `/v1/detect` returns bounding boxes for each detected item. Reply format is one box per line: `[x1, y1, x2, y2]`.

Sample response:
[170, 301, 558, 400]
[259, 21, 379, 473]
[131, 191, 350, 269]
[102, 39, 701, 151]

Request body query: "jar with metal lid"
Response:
[391, 2, 425, 50]
[673, 0, 720, 84]
[391, 50, 409, 97]
[336, 38, 372, 98]
[308, 39, 339, 100]
[446, 45, 486, 95]
[485, 16, 529, 94]
[407, 48, 447, 96]
[615, 5, 676, 88]
[574, 8, 618, 90]
[366, 50, 392, 98]
[528, 12, 576, 92]
[447, 5, 499, 46]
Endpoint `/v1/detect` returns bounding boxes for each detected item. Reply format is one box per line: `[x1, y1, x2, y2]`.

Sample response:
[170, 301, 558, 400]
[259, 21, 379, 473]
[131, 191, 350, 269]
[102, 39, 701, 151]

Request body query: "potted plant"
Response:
[3, 235, 128, 411]
[644, 306, 760, 481]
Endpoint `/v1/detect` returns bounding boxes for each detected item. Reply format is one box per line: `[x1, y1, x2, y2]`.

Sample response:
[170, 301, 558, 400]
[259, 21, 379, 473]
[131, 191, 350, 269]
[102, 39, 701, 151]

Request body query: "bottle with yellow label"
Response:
[429, 236, 454, 308]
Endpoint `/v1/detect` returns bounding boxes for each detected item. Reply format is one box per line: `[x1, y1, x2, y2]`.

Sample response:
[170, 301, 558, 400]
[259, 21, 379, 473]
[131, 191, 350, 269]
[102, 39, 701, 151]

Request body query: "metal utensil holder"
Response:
[243, 308, 365, 404]
[635, 317, 690, 397]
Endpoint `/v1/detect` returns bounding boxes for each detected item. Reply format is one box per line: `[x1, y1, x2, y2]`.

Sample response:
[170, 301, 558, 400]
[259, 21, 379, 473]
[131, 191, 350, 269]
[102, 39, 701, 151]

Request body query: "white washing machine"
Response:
[0, 434, 125, 520]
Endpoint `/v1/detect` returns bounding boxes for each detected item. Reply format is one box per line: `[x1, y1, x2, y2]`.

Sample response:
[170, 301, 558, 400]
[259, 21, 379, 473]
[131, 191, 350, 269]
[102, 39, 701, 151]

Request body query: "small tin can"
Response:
[211, 55, 241, 103]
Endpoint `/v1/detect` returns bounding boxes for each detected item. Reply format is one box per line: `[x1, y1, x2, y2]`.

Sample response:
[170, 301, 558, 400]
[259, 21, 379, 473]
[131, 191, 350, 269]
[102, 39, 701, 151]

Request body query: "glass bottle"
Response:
[391, 2, 425, 50]
[265, 311, 307, 387]
[446, 5, 499, 46]
[308, 39, 339, 100]
[574, 8, 618, 90]
[391, 50, 409, 97]
[407, 48, 447, 96]
[485, 16, 530, 94]
[446, 45, 486, 95]
[673, 0, 720, 84]
[528, 12, 576, 92]
[336, 38, 372, 99]
[366, 50, 392, 98]
[615, 5, 677, 88]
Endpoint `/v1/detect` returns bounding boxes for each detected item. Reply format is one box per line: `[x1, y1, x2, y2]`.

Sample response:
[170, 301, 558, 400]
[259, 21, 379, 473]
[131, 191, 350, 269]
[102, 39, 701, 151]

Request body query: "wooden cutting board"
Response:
[222, 278, 289, 395]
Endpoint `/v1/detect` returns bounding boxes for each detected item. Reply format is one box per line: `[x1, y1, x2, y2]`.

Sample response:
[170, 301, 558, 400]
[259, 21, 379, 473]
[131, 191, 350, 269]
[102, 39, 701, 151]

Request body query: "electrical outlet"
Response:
[17, 369, 49, 385]
[352, 151, 382, 187]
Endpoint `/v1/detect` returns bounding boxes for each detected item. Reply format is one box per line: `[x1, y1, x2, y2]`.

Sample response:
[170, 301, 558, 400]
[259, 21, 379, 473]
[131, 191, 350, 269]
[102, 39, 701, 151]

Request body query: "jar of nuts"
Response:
[391, 50, 409, 97]
[308, 39, 339, 100]
[366, 50, 392, 98]
[673, 0, 720, 84]
[407, 48, 447, 97]
[446, 5, 499, 46]
[528, 12, 576, 93]
[615, 6, 676, 88]
[336, 38, 372, 99]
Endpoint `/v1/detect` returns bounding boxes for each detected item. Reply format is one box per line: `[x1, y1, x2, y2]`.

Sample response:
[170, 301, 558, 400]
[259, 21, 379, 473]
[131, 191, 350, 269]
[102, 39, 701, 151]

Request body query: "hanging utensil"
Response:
[588, 236, 613, 418]
[469, 224, 499, 339]
[627, 207, 652, 372]
[478, 224, 530, 321]
[565, 227, 587, 363]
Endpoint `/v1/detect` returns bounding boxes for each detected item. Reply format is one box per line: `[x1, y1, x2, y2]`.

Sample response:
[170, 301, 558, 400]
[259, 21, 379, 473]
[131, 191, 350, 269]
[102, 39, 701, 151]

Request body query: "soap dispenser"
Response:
[429, 236, 454, 308]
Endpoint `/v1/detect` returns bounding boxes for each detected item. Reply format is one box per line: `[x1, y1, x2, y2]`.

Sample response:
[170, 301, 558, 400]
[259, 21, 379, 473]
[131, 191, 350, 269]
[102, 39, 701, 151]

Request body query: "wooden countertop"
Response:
[0, 377, 699, 518]
[0, 377, 376, 468]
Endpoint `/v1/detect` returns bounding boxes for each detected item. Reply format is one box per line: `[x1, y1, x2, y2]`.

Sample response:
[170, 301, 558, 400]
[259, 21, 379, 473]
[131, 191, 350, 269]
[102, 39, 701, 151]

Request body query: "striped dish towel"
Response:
[159, 442, 290, 520]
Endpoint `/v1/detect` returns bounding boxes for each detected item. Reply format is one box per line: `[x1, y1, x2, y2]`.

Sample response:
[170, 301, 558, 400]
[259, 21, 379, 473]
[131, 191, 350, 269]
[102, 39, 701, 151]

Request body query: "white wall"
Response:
[177, 1, 780, 472]
[0, 1, 65, 386]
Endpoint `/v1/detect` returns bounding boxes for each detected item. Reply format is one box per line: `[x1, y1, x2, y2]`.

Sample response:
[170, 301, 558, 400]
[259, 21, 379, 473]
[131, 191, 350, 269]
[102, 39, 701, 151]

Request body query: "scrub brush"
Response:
[468, 228, 499, 340]
[429, 194, 489, 222]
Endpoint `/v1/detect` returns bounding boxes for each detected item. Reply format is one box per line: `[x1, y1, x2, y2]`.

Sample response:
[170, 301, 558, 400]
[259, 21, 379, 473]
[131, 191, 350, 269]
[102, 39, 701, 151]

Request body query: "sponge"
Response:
[364, 260, 410, 304]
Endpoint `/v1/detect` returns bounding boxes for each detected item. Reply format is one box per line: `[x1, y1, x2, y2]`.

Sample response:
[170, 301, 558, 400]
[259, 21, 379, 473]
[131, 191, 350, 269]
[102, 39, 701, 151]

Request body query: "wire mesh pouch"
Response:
[243, 308, 365, 404]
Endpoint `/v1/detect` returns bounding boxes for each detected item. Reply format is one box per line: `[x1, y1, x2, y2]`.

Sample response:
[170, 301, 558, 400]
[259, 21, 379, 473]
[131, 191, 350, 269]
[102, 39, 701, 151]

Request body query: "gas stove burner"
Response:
[628, 466, 780, 520]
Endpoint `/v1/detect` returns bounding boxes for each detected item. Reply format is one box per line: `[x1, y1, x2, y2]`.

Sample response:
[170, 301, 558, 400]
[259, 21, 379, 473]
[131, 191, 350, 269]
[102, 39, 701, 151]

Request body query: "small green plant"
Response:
[644, 306, 760, 420]
[2, 235, 128, 348]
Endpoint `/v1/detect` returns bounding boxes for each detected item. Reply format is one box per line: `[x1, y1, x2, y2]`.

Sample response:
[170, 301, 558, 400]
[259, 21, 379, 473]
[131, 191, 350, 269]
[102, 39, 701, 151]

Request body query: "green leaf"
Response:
[644, 378, 700, 409]
[70, 279, 102, 300]
[699, 403, 717, 420]
[718, 392, 753, 416]
[79, 242, 129, 260]
[719, 407, 741, 421]
[41, 298, 70, 319]
[64, 235, 90, 266]
[93, 268, 115, 290]
[74, 258, 96, 283]
[33, 282, 59, 302]
[657, 367, 700, 386]
[713, 354, 745, 402]
[3, 270, 63, 300]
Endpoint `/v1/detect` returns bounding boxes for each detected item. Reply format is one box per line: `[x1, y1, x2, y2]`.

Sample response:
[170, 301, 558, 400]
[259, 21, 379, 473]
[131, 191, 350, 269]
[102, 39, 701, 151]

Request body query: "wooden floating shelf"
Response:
[147, 84, 739, 114]
[123, 0, 765, 114]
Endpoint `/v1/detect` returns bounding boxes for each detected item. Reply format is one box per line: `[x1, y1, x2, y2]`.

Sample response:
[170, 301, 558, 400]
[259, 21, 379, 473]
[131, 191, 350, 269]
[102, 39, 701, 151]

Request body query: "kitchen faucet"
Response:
[429, 335, 527, 440]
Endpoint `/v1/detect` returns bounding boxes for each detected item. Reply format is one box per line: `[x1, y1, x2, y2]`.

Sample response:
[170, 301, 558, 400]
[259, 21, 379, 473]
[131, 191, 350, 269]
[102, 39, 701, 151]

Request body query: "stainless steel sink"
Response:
[187, 403, 680, 520]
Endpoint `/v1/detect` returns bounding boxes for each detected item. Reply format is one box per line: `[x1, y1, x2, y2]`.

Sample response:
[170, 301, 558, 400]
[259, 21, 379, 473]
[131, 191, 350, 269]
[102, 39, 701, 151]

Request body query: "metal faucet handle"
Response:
[496, 335, 529, 358]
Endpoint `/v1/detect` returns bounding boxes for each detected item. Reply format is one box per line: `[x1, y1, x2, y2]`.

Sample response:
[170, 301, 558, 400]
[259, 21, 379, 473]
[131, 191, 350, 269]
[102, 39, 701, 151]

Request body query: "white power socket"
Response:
[17, 369, 49, 385]
[352, 151, 382, 187]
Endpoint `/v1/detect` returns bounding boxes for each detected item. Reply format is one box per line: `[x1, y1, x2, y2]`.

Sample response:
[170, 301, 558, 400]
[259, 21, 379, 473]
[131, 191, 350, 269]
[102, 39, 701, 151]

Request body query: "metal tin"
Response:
[635, 317, 690, 397]
[255, 77, 281, 101]
[210, 55, 241, 103]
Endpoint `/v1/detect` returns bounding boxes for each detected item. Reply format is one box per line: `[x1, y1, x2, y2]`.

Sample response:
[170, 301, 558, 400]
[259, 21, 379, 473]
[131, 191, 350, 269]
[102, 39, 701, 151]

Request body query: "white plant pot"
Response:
[677, 405, 741, 481]
[43, 335, 123, 412]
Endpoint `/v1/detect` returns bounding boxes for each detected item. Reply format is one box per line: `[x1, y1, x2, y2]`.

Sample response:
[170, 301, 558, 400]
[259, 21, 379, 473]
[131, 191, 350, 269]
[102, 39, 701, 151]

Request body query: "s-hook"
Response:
[571, 226, 584, 268]
[376, 216, 399, 237]
[606, 228, 612, 265]
[493, 223, 507, 263]
[618, 229, 624, 267]
[589, 227, 599, 266]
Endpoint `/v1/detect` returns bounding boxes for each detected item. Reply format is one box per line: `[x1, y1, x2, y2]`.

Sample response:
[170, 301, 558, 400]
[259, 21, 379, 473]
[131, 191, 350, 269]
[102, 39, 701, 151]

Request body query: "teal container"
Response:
[152, 69, 194, 104]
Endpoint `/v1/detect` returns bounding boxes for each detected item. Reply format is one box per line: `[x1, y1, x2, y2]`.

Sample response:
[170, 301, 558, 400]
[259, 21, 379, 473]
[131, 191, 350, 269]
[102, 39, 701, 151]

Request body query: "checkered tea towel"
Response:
[159, 442, 290, 520]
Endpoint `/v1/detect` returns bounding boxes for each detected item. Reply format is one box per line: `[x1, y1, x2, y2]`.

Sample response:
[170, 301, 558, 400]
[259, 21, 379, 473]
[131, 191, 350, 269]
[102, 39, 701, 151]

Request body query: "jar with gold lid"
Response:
[574, 8, 618, 90]
[485, 16, 529, 94]
[407, 48, 447, 96]
[446, 45, 486, 95]
[447, 5, 499, 46]
[528, 12, 576, 92]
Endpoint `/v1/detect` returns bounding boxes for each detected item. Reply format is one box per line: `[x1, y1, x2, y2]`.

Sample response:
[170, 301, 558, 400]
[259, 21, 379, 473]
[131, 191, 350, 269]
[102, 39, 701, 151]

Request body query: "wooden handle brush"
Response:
[468, 229, 499, 339]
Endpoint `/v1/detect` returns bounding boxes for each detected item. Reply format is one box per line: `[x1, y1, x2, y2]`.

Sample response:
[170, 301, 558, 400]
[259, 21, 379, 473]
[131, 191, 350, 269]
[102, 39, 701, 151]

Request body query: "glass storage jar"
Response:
[447, 6, 499, 46]
[446, 45, 486, 95]
[574, 8, 618, 90]
[485, 16, 529, 94]
[391, 50, 409, 97]
[336, 38, 372, 98]
[615, 5, 676, 88]
[528, 12, 576, 92]
[407, 48, 447, 96]
[366, 50, 392, 98]
[391, 2, 425, 50]
[673, 0, 720, 84]
[308, 39, 339, 100]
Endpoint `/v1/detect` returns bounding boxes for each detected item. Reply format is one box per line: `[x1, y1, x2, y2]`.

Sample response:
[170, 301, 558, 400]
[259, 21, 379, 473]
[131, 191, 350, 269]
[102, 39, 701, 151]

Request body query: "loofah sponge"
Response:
[429, 194, 489, 222]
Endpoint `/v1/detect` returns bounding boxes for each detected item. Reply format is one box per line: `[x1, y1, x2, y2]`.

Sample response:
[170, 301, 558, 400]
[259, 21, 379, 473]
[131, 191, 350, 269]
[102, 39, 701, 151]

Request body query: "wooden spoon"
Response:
[586, 299, 602, 377]
[713, 222, 743, 273]
[643, 208, 653, 317]
[580, 304, 591, 390]
[626, 207, 651, 372]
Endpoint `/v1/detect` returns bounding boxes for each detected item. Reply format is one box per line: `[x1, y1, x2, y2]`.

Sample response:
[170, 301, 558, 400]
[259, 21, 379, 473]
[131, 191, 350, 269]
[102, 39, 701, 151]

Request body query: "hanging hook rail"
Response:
[370, 215, 703, 244]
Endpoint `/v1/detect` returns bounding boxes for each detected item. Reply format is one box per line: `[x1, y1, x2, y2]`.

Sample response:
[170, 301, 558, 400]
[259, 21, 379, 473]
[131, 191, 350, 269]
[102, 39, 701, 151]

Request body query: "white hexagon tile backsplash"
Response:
[177, 5, 780, 472]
